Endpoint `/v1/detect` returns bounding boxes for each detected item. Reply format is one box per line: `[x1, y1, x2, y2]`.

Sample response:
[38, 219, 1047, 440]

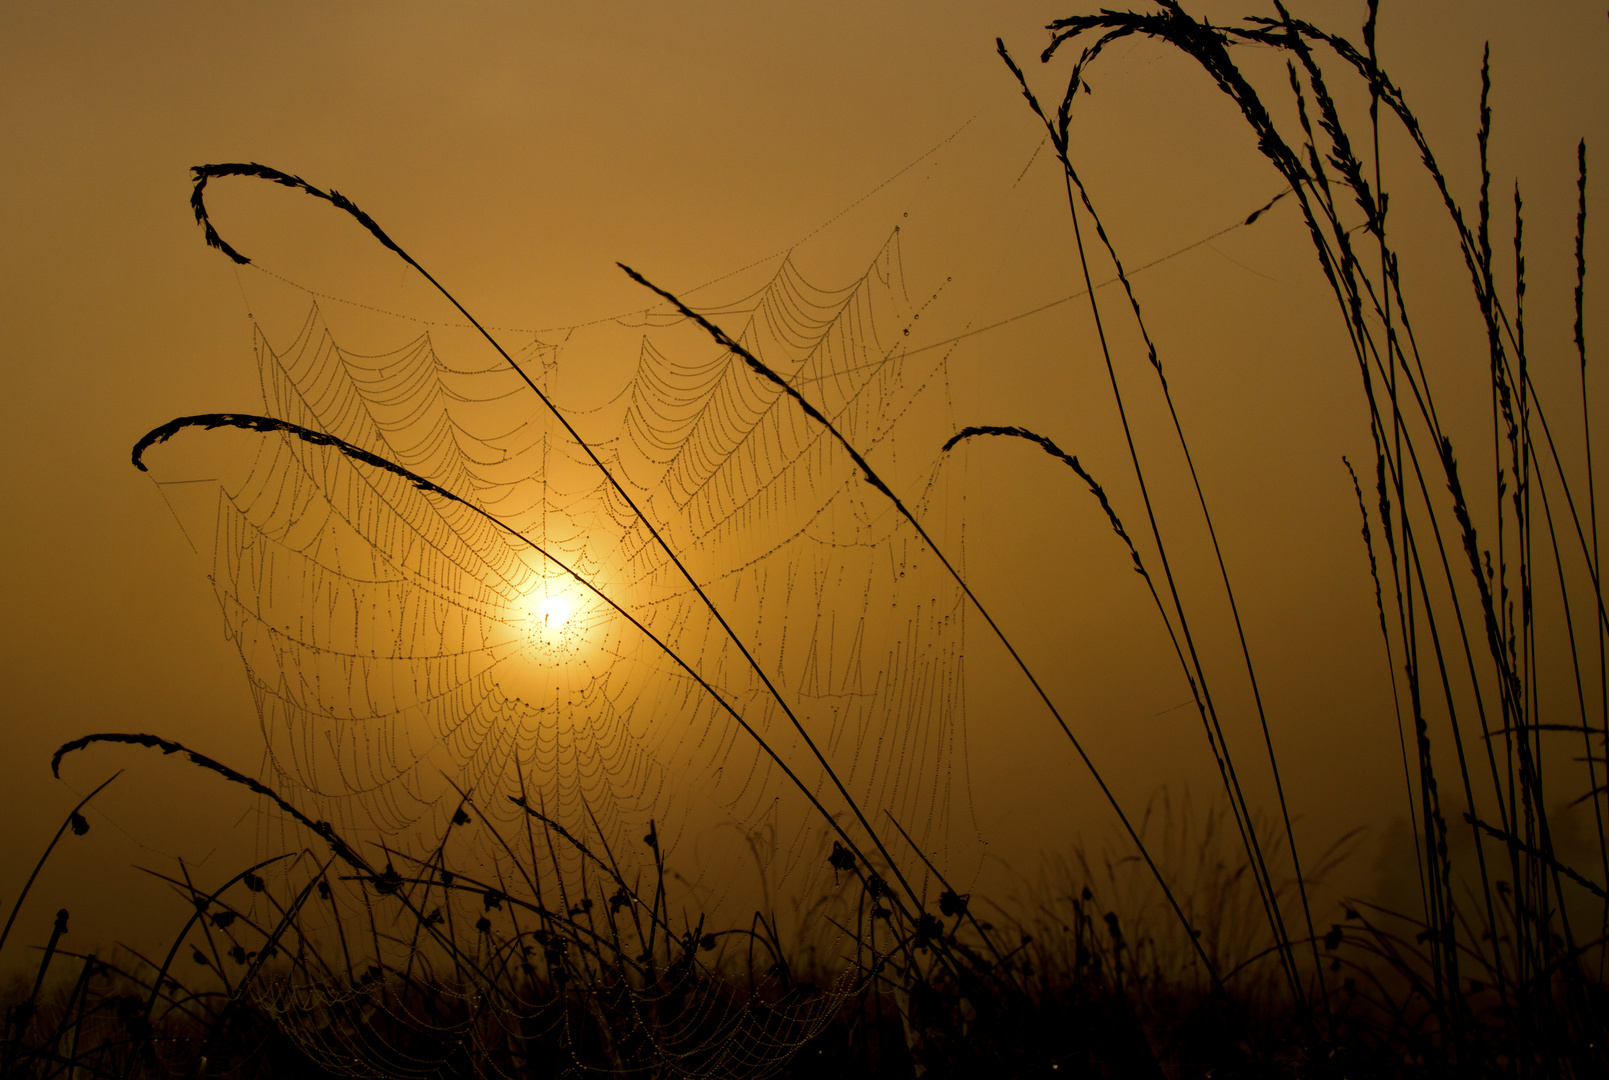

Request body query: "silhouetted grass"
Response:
[5, 3, 1606, 1076]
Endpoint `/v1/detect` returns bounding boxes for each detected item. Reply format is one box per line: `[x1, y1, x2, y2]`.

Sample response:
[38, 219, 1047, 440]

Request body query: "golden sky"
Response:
[2, 1, 1606, 958]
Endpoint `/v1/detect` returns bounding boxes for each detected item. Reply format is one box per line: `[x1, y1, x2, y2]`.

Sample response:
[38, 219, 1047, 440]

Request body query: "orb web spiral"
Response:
[148, 230, 975, 904]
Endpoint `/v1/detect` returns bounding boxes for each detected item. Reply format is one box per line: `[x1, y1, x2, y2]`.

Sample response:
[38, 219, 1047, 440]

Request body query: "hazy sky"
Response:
[2, 2, 1605, 961]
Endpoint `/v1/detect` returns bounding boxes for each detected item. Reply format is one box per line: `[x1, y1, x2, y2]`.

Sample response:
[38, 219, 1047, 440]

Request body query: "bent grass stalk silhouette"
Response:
[937, 426, 1206, 711]
[52, 733, 373, 877]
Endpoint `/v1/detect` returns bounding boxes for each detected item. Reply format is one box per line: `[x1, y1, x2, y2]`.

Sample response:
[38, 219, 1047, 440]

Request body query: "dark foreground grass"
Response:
[6, 3, 1608, 1076]
[0, 771, 1404, 1079]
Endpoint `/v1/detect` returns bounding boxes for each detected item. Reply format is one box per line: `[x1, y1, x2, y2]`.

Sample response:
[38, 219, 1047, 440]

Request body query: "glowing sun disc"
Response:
[538, 594, 572, 629]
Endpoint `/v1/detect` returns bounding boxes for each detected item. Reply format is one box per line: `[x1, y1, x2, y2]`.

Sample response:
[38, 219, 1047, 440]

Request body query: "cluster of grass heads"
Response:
[982, 3, 1609, 1073]
[6, 3, 1607, 1075]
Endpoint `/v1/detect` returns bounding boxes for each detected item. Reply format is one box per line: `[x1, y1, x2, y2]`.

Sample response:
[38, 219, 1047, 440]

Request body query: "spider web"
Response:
[146, 228, 976, 905]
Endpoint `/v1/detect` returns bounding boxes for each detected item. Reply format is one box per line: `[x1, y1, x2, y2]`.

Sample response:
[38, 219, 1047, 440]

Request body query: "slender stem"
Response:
[0, 773, 120, 959]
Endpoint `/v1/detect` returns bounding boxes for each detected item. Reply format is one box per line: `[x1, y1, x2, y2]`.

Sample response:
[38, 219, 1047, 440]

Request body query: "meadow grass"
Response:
[5, 4, 1607, 1076]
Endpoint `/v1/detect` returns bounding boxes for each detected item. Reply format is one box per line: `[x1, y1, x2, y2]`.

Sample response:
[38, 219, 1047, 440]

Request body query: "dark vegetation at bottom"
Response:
[4, 914, 1603, 1079]
[2, 773, 1603, 1079]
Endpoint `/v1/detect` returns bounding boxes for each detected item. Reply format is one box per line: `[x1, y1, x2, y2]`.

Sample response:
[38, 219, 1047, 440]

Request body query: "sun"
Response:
[524, 576, 586, 642]
[537, 593, 572, 630]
